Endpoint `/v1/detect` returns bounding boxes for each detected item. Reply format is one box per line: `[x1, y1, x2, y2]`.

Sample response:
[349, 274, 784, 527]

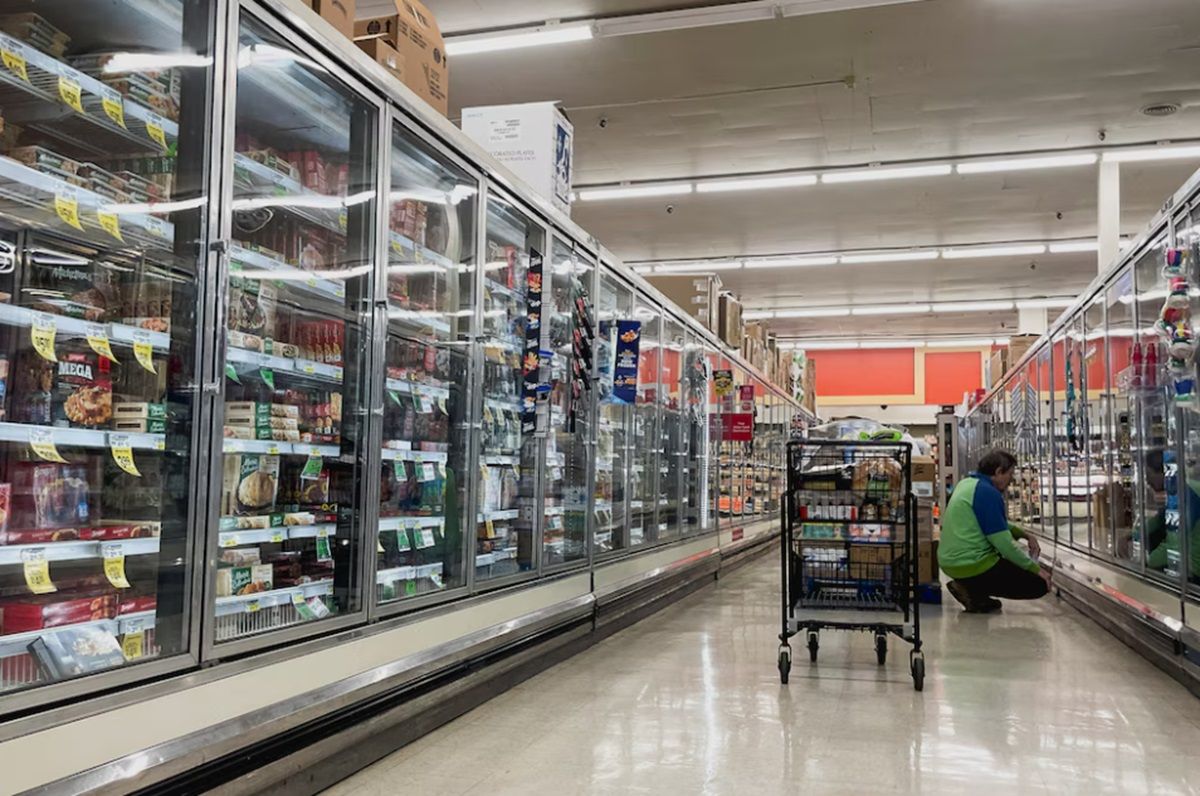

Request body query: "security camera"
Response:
[665, 205, 675, 214]
[880, 404, 889, 410]
[598, 117, 609, 129]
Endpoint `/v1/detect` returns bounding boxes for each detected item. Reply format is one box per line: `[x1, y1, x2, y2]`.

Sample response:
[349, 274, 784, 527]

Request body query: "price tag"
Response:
[404, 579, 417, 597]
[1, 42, 28, 82]
[485, 518, 495, 538]
[86, 324, 118, 363]
[121, 630, 145, 661]
[29, 429, 67, 463]
[96, 208, 124, 241]
[292, 592, 317, 621]
[133, 330, 157, 373]
[102, 545, 132, 589]
[420, 529, 435, 548]
[419, 462, 435, 482]
[301, 454, 323, 480]
[316, 534, 332, 562]
[483, 405, 494, 424]
[396, 528, 411, 551]
[420, 395, 435, 414]
[22, 548, 56, 594]
[393, 459, 408, 480]
[437, 397, 448, 415]
[146, 113, 168, 151]
[260, 368, 275, 390]
[377, 537, 385, 554]
[100, 86, 126, 128]
[30, 313, 57, 362]
[110, 434, 141, 477]
[245, 599, 260, 613]
[270, 530, 285, 543]
[221, 534, 239, 548]
[266, 444, 280, 456]
[54, 187, 83, 231]
[387, 389, 402, 406]
[435, 461, 446, 479]
[57, 74, 84, 113]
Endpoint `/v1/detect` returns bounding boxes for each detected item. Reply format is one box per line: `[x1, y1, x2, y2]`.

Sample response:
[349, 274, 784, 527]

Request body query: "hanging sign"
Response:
[612, 320, 642, 405]
[522, 248, 544, 434]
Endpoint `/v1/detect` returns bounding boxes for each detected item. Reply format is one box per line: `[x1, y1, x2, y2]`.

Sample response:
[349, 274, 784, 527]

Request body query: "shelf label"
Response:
[316, 534, 332, 562]
[100, 86, 126, 128]
[292, 592, 317, 621]
[405, 580, 417, 597]
[485, 518, 495, 538]
[225, 362, 240, 383]
[387, 389, 402, 406]
[102, 545, 132, 589]
[260, 367, 275, 390]
[221, 534, 239, 548]
[57, 74, 84, 113]
[393, 459, 407, 480]
[29, 429, 66, 463]
[121, 629, 145, 660]
[97, 209, 123, 242]
[132, 330, 157, 373]
[110, 434, 141, 477]
[142, 215, 169, 240]
[22, 548, 56, 594]
[146, 113, 169, 151]
[436, 397, 448, 415]
[301, 454, 323, 480]
[54, 187, 83, 231]
[30, 313, 57, 362]
[1, 44, 27, 82]
[270, 530, 285, 543]
[245, 599, 260, 614]
[419, 462, 436, 482]
[86, 324, 118, 363]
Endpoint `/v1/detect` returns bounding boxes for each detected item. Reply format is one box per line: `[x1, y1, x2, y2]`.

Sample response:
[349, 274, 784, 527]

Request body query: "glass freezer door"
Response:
[594, 272, 632, 554]
[0, 0, 212, 697]
[376, 124, 476, 606]
[214, 16, 376, 646]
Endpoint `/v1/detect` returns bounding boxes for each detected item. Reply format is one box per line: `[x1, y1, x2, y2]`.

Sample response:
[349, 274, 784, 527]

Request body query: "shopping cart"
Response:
[777, 439, 925, 690]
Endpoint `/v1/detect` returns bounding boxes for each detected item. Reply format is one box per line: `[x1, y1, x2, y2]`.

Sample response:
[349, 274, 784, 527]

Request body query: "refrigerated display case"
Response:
[630, 297, 659, 547]
[594, 270, 631, 554]
[657, 316, 685, 541]
[0, 0, 212, 697]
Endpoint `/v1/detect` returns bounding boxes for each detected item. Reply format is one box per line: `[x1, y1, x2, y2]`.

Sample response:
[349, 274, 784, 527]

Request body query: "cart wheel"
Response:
[875, 634, 888, 666]
[778, 646, 792, 684]
[911, 654, 925, 692]
[807, 632, 819, 662]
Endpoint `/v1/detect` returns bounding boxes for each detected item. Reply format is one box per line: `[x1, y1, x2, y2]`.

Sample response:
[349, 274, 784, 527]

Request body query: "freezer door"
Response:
[0, 0, 214, 700]
[594, 272, 632, 554]
[376, 122, 477, 606]
[210, 14, 378, 649]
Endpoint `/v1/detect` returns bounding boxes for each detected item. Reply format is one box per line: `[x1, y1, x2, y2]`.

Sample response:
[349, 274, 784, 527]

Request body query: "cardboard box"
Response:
[848, 543, 896, 580]
[917, 541, 939, 585]
[915, 497, 936, 540]
[912, 456, 937, 486]
[355, 37, 407, 83]
[988, 348, 1007, 388]
[354, 0, 448, 116]
[462, 102, 573, 215]
[644, 274, 721, 331]
[1007, 334, 1039, 370]
[718, 292, 743, 348]
[301, 0, 355, 40]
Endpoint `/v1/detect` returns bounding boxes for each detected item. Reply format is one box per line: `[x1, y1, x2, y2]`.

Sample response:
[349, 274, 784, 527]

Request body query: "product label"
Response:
[54, 188, 83, 231]
[31, 313, 57, 362]
[301, 454, 323, 480]
[96, 209, 123, 242]
[57, 75, 84, 113]
[1, 45, 27, 82]
[133, 330, 157, 373]
[121, 629, 145, 660]
[420, 462, 436, 482]
[22, 548, 56, 594]
[29, 429, 67, 463]
[102, 545, 132, 588]
[260, 367, 275, 390]
[245, 598, 260, 613]
[86, 324, 118, 363]
[146, 113, 168, 151]
[109, 434, 141, 477]
[100, 86, 126, 128]
[292, 592, 316, 621]
[316, 534, 332, 562]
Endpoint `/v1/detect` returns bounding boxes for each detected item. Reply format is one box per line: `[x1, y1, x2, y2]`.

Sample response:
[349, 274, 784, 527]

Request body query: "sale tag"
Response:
[483, 405, 494, 425]
[29, 429, 67, 463]
[225, 362, 240, 383]
[260, 368, 275, 390]
[301, 454, 322, 480]
[485, 518, 495, 538]
[245, 599, 260, 613]
[1, 45, 27, 82]
[31, 313, 57, 362]
[146, 113, 168, 151]
[316, 534, 332, 562]
[97, 209, 123, 242]
[58, 74, 84, 113]
[396, 529, 411, 551]
[54, 187, 83, 231]
[387, 389, 402, 406]
[86, 324, 118, 363]
[102, 545, 132, 589]
[221, 534, 239, 548]
[22, 549, 56, 594]
[270, 530, 285, 543]
[100, 86, 126, 128]
[404, 579, 417, 596]
[419, 462, 435, 482]
[133, 330, 157, 373]
[121, 630, 145, 660]
[293, 592, 317, 620]
[393, 459, 407, 480]
[437, 397, 448, 415]
[109, 434, 141, 477]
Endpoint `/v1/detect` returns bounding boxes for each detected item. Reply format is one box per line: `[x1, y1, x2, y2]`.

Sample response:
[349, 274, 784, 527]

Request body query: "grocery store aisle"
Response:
[320, 554, 1200, 795]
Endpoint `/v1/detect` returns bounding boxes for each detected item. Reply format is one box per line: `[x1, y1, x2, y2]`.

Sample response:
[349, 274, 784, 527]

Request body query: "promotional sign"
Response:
[612, 320, 642, 405]
[713, 369, 734, 398]
[724, 413, 754, 442]
[522, 249, 544, 433]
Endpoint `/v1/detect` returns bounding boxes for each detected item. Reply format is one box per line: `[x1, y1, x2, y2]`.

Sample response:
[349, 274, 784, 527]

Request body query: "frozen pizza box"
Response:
[28, 626, 126, 680]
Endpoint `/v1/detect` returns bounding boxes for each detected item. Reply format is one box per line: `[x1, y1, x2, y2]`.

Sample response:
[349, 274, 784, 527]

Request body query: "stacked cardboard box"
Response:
[300, 0, 355, 39]
[1006, 334, 1039, 371]
[645, 274, 721, 332]
[718, 292, 743, 348]
[915, 497, 939, 585]
[354, 0, 448, 116]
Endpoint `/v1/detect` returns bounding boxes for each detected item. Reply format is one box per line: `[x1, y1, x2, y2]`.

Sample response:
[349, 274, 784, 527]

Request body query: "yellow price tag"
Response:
[437, 397, 448, 414]
[86, 323, 118, 363]
[1, 46, 27, 82]
[121, 630, 145, 661]
[102, 545, 132, 589]
[245, 599, 260, 613]
[22, 550, 56, 594]
[58, 75, 83, 113]
[54, 188, 83, 231]
[97, 209, 123, 242]
[221, 534, 239, 548]
[109, 434, 141, 477]
[132, 329, 157, 373]
[513, 464, 521, 479]
[31, 313, 57, 362]
[377, 538, 385, 554]
[485, 518, 495, 538]
[270, 531, 285, 543]
[100, 87, 126, 128]
[483, 405, 494, 424]
[29, 429, 67, 463]
[146, 114, 168, 151]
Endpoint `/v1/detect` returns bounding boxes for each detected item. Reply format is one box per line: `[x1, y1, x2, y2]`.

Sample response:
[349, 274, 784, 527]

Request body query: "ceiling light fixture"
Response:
[821, 164, 953, 184]
[773, 307, 851, 318]
[787, 341, 862, 350]
[654, 260, 743, 273]
[444, 24, 594, 56]
[942, 244, 1046, 259]
[1016, 297, 1074, 309]
[955, 153, 1097, 174]
[743, 310, 776, 320]
[839, 250, 940, 264]
[926, 338, 1002, 348]
[1048, 240, 1098, 253]
[931, 301, 1014, 312]
[851, 304, 932, 316]
[577, 182, 694, 201]
[1102, 144, 1200, 163]
[743, 255, 840, 269]
[695, 174, 818, 193]
[864, 340, 928, 349]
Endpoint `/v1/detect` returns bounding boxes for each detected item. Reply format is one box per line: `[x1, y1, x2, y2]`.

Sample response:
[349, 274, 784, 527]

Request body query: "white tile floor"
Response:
[321, 556, 1200, 795]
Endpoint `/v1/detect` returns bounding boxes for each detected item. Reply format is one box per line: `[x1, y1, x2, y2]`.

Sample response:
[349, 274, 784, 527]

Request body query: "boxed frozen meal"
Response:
[2, 593, 117, 633]
[215, 563, 274, 597]
[28, 626, 126, 680]
[10, 463, 91, 531]
[221, 454, 280, 516]
[53, 351, 113, 428]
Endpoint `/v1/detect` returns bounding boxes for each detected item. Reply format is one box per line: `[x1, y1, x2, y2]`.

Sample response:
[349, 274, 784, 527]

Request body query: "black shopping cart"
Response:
[777, 439, 925, 690]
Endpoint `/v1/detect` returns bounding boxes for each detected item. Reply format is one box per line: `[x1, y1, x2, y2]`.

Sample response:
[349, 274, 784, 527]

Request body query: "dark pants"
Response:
[958, 559, 1048, 601]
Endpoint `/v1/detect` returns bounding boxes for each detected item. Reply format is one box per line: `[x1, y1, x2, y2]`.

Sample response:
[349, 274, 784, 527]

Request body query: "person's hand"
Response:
[1038, 568, 1053, 588]
[1027, 535, 1042, 558]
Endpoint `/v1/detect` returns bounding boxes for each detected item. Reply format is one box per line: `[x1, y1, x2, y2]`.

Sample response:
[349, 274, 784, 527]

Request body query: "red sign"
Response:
[732, 527, 744, 542]
[723, 413, 753, 441]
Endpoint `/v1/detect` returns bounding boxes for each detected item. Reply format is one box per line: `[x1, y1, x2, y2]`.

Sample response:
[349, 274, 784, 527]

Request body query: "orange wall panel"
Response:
[925, 351, 983, 405]
[810, 349, 916, 396]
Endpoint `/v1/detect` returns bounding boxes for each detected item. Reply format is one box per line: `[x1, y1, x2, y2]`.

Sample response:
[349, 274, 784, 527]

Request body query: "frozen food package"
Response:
[222, 454, 280, 516]
[53, 351, 113, 428]
[10, 463, 91, 530]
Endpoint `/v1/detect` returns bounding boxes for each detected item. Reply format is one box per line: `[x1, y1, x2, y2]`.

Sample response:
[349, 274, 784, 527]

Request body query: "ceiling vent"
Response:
[1141, 103, 1180, 117]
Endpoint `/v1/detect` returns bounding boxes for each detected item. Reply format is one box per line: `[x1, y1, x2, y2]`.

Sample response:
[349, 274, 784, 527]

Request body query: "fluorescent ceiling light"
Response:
[956, 153, 1097, 174]
[633, 266, 655, 274]
[743, 255, 839, 269]
[102, 51, 213, 72]
[927, 338, 998, 348]
[773, 307, 850, 318]
[942, 244, 1046, 259]
[1016, 297, 1074, 309]
[789, 341, 861, 350]
[577, 183, 693, 201]
[839, 251, 940, 264]
[695, 174, 817, 193]
[851, 304, 931, 316]
[821, 164, 952, 184]
[779, 0, 925, 17]
[1102, 145, 1200, 163]
[743, 310, 775, 320]
[931, 301, 1014, 312]
[445, 24, 594, 56]
[594, 3, 776, 36]
[1048, 240, 1097, 254]
[864, 340, 927, 349]
[654, 260, 742, 273]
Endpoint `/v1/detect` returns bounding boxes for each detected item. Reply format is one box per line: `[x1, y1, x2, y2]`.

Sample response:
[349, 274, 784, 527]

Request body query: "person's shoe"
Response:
[947, 580, 976, 611]
[967, 597, 1003, 614]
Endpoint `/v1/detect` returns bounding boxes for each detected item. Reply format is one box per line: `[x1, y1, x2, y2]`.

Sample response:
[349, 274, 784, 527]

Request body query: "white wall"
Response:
[817, 403, 941, 428]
